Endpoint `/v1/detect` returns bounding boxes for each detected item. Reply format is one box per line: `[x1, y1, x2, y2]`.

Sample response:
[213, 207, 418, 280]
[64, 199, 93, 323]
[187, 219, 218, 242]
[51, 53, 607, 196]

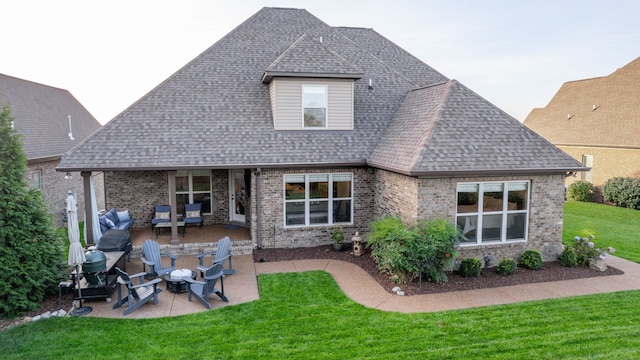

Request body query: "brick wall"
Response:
[372, 169, 566, 263]
[105, 170, 230, 228]
[26, 160, 104, 226]
[254, 167, 374, 249]
[560, 145, 640, 187]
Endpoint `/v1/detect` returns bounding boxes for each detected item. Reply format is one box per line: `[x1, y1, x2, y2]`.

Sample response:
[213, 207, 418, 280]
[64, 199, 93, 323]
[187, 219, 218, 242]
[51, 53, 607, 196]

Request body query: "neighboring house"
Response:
[0, 74, 104, 225]
[58, 7, 584, 261]
[524, 57, 640, 188]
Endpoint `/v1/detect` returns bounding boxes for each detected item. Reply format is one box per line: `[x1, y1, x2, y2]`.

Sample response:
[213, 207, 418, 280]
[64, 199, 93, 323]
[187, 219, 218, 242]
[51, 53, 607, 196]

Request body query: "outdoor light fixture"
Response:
[64, 172, 72, 180]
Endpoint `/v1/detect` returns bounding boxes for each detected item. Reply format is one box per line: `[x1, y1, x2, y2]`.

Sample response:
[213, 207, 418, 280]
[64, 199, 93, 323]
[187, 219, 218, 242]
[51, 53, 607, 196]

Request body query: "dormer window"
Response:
[302, 85, 327, 128]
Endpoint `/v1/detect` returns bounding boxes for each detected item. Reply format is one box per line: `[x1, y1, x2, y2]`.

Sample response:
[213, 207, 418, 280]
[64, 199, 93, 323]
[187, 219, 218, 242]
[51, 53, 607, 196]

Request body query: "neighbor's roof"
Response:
[59, 7, 583, 175]
[0, 73, 101, 161]
[524, 56, 640, 148]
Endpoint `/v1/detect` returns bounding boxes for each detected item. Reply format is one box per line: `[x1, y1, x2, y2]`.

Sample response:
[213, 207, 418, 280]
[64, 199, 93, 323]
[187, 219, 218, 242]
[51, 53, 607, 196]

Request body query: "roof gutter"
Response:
[367, 162, 590, 178]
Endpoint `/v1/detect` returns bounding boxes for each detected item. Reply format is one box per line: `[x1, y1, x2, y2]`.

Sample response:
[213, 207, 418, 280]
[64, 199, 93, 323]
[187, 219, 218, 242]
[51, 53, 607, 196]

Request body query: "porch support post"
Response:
[81, 171, 94, 246]
[168, 170, 179, 245]
[255, 168, 262, 249]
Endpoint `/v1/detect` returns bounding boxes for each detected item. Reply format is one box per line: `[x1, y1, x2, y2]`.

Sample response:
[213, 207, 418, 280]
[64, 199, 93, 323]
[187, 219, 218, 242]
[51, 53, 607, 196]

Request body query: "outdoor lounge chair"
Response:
[112, 267, 162, 315]
[151, 204, 171, 229]
[184, 203, 203, 228]
[141, 239, 177, 277]
[195, 236, 235, 277]
[185, 262, 228, 308]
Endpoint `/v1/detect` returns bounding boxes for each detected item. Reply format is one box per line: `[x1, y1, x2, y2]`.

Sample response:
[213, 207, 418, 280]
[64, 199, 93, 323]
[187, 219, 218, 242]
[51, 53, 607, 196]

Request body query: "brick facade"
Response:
[26, 159, 104, 226]
[560, 145, 640, 187]
[105, 170, 230, 228]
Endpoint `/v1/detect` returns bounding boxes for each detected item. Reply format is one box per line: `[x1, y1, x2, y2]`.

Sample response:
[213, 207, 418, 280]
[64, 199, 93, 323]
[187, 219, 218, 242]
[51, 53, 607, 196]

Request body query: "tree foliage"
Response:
[0, 103, 67, 317]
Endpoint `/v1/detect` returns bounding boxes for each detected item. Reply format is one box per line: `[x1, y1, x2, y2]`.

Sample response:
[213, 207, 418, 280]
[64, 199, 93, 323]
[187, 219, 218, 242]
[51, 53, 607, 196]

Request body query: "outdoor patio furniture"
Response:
[185, 262, 228, 308]
[112, 267, 162, 315]
[184, 203, 203, 228]
[141, 239, 177, 277]
[151, 204, 171, 229]
[195, 236, 235, 277]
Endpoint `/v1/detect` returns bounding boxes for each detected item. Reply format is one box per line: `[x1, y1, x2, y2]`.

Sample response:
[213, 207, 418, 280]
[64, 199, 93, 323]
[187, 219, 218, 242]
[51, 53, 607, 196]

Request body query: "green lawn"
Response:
[563, 201, 640, 263]
[3, 202, 640, 358]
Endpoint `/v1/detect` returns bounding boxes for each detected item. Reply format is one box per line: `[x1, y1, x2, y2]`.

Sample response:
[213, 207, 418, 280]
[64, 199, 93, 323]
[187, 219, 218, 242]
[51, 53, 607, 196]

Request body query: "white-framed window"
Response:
[456, 181, 529, 245]
[582, 154, 593, 182]
[32, 170, 42, 190]
[176, 170, 212, 215]
[302, 84, 327, 128]
[284, 173, 353, 227]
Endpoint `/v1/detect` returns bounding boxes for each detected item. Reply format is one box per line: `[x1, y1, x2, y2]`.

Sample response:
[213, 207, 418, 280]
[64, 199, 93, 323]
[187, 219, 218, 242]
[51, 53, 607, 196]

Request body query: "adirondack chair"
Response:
[112, 267, 162, 315]
[184, 203, 203, 228]
[141, 239, 177, 277]
[195, 236, 235, 277]
[185, 262, 228, 308]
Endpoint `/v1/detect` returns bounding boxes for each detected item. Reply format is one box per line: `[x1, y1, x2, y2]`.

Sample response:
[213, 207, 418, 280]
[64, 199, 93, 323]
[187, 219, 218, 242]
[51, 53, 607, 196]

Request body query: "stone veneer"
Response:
[374, 169, 566, 264]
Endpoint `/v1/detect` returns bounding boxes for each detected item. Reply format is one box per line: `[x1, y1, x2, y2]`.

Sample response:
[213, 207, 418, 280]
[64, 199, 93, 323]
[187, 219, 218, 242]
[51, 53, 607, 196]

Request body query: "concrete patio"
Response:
[79, 253, 640, 318]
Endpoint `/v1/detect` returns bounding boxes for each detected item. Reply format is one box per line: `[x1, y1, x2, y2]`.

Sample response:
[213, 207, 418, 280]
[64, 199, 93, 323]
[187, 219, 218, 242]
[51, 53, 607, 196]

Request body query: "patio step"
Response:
[128, 240, 254, 259]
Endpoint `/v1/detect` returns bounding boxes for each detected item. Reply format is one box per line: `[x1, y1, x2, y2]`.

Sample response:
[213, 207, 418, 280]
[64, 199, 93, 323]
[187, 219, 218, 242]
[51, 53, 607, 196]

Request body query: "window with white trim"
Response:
[176, 170, 212, 215]
[32, 170, 42, 190]
[284, 173, 353, 226]
[456, 181, 529, 245]
[302, 85, 327, 128]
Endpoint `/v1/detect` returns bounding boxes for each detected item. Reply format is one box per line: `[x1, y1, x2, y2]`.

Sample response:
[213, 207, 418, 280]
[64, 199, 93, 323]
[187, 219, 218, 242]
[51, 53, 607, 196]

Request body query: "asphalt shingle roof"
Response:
[0, 74, 101, 161]
[58, 7, 583, 175]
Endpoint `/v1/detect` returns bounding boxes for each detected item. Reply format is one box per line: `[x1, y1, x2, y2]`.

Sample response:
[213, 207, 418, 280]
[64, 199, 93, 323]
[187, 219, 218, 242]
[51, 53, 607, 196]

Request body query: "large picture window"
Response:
[456, 181, 529, 245]
[302, 85, 327, 128]
[284, 173, 353, 226]
[176, 170, 212, 215]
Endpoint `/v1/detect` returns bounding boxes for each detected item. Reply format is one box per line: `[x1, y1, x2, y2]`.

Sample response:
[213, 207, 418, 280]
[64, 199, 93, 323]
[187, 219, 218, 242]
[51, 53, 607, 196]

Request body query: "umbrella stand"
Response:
[71, 264, 93, 316]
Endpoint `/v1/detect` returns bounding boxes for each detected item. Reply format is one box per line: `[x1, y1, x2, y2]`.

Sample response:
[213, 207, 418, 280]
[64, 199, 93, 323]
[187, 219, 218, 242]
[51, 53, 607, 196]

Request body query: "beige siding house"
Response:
[524, 56, 640, 187]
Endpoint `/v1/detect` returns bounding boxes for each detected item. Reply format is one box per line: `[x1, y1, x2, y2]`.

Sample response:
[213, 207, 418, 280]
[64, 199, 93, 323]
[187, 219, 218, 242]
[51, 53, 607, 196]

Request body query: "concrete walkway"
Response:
[82, 254, 640, 318]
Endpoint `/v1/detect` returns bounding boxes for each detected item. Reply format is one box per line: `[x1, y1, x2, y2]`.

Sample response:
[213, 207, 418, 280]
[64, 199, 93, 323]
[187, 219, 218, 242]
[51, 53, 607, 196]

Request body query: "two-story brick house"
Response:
[58, 7, 585, 261]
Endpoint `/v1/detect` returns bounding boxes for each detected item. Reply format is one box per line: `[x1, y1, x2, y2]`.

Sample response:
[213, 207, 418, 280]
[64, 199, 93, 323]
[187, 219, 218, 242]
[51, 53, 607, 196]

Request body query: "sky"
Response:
[1, 0, 638, 124]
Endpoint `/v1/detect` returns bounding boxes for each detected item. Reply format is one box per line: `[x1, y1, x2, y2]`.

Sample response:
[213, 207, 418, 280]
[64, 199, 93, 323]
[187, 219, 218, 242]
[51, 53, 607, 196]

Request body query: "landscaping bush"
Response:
[570, 235, 615, 266]
[566, 180, 595, 202]
[602, 177, 640, 210]
[559, 246, 578, 267]
[368, 217, 461, 284]
[496, 258, 517, 275]
[458, 258, 482, 277]
[0, 104, 67, 317]
[519, 249, 543, 270]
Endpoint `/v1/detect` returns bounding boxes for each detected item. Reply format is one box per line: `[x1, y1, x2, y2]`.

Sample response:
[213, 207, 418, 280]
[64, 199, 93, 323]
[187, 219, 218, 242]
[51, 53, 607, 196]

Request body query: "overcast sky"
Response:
[1, 0, 638, 124]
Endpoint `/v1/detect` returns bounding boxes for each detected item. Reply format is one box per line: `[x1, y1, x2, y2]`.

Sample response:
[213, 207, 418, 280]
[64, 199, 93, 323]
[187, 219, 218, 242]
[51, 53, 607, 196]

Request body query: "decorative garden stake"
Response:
[352, 231, 363, 256]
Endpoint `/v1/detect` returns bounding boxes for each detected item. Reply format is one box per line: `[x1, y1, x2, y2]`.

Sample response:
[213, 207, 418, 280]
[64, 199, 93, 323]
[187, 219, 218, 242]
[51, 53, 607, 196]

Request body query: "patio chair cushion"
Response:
[117, 210, 131, 222]
[186, 210, 201, 218]
[99, 208, 134, 233]
[155, 211, 170, 220]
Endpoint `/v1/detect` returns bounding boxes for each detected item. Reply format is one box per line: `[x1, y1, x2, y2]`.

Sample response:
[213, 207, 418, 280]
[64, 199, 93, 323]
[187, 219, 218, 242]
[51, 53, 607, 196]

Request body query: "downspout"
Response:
[255, 168, 262, 249]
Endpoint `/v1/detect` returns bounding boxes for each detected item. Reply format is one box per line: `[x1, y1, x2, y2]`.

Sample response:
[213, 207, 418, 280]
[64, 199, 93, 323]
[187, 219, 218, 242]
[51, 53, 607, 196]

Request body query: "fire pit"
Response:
[165, 269, 197, 293]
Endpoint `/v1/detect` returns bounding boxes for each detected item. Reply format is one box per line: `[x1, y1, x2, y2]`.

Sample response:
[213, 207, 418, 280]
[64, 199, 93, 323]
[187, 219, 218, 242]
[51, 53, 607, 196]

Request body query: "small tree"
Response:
[0, 103, 67, 317]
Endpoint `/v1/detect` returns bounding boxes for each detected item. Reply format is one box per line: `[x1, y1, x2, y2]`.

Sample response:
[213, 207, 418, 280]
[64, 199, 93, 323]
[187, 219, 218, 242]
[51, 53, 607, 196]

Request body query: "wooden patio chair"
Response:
[195, 236, 235, 277]
[112, 267, 162, 315]
[141, 239, 177, 277]
[185, 262, 228, 308]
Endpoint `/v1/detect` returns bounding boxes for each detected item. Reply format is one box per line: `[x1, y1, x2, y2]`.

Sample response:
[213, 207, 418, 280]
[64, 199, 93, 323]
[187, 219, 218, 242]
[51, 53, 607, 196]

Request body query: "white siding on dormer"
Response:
[270, 78, 354, 130]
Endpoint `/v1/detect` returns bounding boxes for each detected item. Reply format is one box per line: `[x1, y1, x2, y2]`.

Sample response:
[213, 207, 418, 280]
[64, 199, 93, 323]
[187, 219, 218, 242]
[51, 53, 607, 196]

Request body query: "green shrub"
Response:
[566, 180, 595, 202]
[559, 246, 578, 267]
[519, 249, 543, 270]
[570, 235, 616, 266]
[0, 104, 67, 317]
[602, 177, 640, 209]
[459, 258, 482, 277]
[368, 217, 461, 284]
[496, 258, 517, 276]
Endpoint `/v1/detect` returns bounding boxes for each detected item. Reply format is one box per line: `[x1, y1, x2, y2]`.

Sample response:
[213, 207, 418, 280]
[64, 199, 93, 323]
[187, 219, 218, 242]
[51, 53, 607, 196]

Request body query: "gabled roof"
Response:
[0, 73, 101, 161]
[524, 56, 640, 148]
[262, 33, 364, 83]
[369, 80, 584, 175]
[59, 7, 582, 175]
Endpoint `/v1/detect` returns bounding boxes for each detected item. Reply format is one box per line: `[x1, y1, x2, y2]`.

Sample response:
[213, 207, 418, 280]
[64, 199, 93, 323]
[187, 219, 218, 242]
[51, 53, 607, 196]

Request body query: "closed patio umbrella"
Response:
[67, 191, 92, 316]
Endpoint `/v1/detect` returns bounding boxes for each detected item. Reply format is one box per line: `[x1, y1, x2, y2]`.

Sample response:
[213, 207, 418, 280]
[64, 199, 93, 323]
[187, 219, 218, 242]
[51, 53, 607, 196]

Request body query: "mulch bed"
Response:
[253, 243, 624, 296]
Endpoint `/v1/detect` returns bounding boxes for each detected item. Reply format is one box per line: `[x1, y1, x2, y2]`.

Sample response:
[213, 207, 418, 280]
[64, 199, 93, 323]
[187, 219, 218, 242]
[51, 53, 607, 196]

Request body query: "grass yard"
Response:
[563, 201, 640, 263]
[2, 271, 640, 359]
[3, 201, 640, 358]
